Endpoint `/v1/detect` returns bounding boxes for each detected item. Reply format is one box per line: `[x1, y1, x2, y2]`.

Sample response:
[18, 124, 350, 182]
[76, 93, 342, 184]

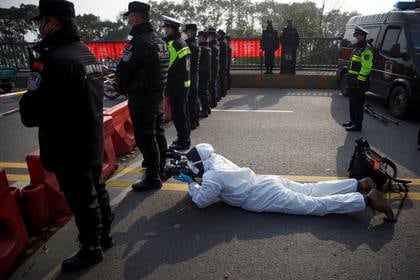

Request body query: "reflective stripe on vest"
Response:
[167, 40, 191, 69]
[348, 47, 373, 79]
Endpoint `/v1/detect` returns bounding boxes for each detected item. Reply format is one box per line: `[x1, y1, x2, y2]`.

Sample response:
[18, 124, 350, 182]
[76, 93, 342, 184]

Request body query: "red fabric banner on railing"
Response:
[86, 39, 281, 60]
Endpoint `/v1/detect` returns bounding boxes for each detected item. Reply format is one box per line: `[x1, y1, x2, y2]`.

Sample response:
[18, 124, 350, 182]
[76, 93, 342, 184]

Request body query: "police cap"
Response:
[198, 31, 208, 38]
[353, 25, 369, 36]
[123, 1, 150, 17]
[184, 23, 198, 32]
[161, 15, 183, 28]
[207, 27, 217, 35]
[32, 0, 75, 21]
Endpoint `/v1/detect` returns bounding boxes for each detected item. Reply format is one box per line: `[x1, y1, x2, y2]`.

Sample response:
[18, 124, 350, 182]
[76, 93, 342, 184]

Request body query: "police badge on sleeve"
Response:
[122, 43, 133, 62]
[27, 71, 42, 91]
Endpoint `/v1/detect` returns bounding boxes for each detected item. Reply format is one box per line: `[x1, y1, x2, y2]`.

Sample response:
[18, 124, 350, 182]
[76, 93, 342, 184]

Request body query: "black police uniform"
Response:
[163, 19, 191, 150]
[261, 23, 279, 74]
[280, 23, 299, 74]
[184, 24, 200, 130]
[19, 0, 113, 271]
[116, 8, 169, 189]
[208, 28, 219, 108]
[198, 32, 212, 117]
[217, 30, 228, 98]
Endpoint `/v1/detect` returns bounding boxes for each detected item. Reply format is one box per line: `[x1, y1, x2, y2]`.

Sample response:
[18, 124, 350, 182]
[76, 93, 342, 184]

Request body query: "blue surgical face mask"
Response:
[350, 37, 358, 45]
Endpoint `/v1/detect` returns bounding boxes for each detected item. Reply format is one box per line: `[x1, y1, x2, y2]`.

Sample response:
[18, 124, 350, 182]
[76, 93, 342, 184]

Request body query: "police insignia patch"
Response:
[122, 46, 132, 62]
[364, 54, 370, 60]
[27, 72, 42, 91]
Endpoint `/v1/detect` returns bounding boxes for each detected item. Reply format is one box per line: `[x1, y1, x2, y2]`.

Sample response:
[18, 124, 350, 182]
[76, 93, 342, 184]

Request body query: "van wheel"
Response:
[389, 86, 408, 119]
[340, 74, 349, 97]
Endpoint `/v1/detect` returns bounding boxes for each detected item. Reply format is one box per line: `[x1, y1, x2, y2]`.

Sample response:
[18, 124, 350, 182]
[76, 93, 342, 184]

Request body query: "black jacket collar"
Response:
[129, 22, 154, 36]
[199, 41, 209, 47]
[33, 24, 80, 54]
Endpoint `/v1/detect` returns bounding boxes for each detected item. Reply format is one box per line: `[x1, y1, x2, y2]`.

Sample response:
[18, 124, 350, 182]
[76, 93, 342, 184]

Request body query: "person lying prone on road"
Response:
[173, 143, 394, 220]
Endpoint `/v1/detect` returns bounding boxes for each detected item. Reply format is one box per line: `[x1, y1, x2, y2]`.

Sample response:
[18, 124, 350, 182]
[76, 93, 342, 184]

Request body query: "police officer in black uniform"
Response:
[280, 20, 299, 74]
[260, 20, 279, 74]
[208, 27, 219, 108]
[184, 23, 200, 130]
[162, 16, 192, 150]
[342, 26, 374, 132]
[197, 30, 212, 118]
[217, 29, 228, 98]
[19, 0, 113, 272]
[116, 2, 169, 191]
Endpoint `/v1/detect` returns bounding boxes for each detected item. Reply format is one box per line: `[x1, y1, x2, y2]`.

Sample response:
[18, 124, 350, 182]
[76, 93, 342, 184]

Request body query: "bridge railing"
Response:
[0, 37, 341, 72]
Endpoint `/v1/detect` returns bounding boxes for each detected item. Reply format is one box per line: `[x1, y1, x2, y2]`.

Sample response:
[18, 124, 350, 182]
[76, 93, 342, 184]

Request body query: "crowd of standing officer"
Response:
[116, 2, 232, 194]
[19, 0, 232, 273]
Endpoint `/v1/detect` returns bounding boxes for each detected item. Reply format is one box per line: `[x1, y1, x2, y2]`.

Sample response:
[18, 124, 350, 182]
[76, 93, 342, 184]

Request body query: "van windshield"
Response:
[411, 24, 420, 52]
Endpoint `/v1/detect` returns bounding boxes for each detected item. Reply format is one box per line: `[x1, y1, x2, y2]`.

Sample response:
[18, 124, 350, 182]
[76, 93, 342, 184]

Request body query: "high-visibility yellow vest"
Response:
[168, 40, 191, 88]
[348, 45, 374, 82]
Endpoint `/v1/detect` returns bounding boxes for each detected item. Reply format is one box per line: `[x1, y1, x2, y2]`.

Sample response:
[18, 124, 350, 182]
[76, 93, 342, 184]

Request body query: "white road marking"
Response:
[212, 109, 294, 113]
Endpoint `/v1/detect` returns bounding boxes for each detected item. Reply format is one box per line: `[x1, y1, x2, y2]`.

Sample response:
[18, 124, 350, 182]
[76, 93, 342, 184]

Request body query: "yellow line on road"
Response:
[115, 166, 144, 175]
[4, 173, 420, 200]
[0, 162, 27, 168]
[3, 162, 420, 185]
[6, 174, 30, 181]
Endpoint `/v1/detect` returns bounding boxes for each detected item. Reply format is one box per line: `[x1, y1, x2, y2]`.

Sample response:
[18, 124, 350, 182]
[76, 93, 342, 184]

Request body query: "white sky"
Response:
[0, 0, 404, 21]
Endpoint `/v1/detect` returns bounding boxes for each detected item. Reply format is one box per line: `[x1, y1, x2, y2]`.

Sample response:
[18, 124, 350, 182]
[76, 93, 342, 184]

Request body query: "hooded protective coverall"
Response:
[187, 144, 367, 216]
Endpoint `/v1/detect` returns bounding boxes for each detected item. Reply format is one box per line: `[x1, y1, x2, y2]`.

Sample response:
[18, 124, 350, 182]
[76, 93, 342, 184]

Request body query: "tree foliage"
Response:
[0, 1, 359, 42]
[0, 4, 38, 42]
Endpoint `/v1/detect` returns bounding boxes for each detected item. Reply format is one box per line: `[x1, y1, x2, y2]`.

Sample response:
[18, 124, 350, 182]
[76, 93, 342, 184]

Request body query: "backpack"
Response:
[348, 138, 411, 218]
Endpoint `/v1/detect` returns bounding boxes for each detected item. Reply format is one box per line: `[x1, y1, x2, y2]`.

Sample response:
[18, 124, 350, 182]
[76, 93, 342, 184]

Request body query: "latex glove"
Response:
[173, 173, 193, 183]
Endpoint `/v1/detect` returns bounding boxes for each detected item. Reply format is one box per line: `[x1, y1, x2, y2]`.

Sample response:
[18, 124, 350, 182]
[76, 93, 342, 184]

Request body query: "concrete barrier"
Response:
[231, 71, 338, 89]
[14, 71, 339, 90]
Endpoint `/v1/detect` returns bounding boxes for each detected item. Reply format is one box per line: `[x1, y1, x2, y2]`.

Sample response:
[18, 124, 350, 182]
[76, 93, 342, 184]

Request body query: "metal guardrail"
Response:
[0, 37, 341, 72]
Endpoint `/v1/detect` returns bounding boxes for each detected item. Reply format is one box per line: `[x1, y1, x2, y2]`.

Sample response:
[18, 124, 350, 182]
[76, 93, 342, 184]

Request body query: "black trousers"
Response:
[188, 73, 199, 126]
[209, 75, 218, 107]
[348, 85, 366, 128]
[280, 46, 297, 74]
[56, 165, 113, 247]
[128, 94, 168, 174]
[198, 86, 210, 115]
[264, 50, 275, 72]
[227, 69, 231, 90]
[169, 91, 191, 143]
[417, 128, 420, 146]
[219, 68, 227, 97]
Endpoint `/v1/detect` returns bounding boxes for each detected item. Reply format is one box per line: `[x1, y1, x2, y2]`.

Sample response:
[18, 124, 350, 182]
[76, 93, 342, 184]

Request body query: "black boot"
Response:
[61, 246, 103, 272]
[346, 125, 362, 131]
[342, 121, 353, 127]
[169, 141, 190, 151]
[132, 171, 162, 191]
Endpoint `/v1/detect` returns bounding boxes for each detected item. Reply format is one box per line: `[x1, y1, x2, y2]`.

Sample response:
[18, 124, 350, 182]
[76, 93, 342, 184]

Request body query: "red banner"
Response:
[230, 39, 281, 58]
[86, 39, 281, 60]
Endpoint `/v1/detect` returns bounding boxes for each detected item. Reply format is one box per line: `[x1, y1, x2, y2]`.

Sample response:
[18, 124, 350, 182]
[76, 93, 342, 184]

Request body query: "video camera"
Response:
[160, 150, 197, 181]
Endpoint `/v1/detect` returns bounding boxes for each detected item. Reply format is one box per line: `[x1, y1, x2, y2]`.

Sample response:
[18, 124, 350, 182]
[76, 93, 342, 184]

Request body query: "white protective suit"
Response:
[187, 144, 367, 216]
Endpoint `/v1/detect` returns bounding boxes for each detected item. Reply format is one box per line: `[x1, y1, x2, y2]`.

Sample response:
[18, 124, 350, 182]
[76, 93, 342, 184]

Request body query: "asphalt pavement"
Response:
[2, 88, 420, 280]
